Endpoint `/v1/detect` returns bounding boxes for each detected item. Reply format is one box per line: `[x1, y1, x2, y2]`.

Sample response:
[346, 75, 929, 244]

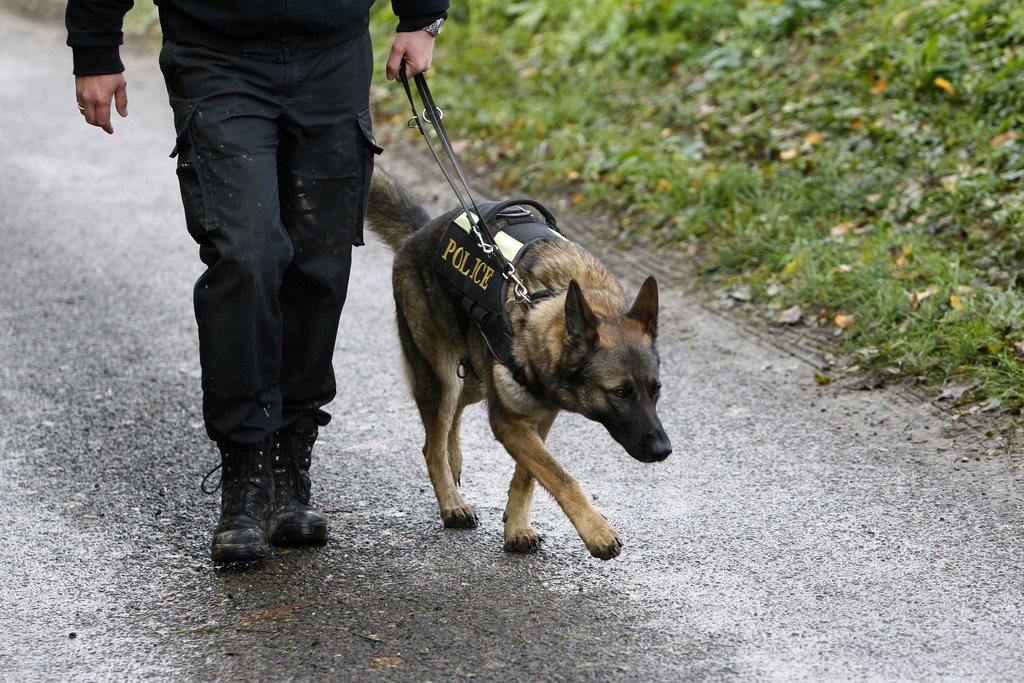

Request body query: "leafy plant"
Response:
[370, 0, 1024, 414]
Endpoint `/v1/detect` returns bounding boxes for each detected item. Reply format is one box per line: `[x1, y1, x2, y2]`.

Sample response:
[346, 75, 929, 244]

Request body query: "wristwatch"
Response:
[422, 17, 445, 37]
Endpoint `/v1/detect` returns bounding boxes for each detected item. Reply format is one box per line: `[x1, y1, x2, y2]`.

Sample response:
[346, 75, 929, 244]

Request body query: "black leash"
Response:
[398, 65, 532, 304]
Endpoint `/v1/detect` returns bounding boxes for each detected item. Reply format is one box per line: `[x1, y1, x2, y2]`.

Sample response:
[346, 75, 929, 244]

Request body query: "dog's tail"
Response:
[366, 167, 431, 251]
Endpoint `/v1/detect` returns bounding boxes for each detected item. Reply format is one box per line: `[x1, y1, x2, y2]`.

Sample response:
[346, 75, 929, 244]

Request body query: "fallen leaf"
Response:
[656, 179, 673, 192]
[989, 131, 1018, 148]
[870, 76, 888, 94]
[940, 174, 960, 191]
[781, 256, 801, 277]
[833, 263, 854, 273]
[572, 193, 583, 205]
[933, 77, 956, 96]
[936, 381, 975, 404]
[907, 286, 939, 309]
[1012, 341, 1024, 359]
[804, 132, 826, 145]
[866, 193, 882, 204]
[779, 147, 799, 161]
[775, 305, 803, 325]
[949, 294, 964, 310]
[366, 657, 404, 671]
[856, 346, 879, 360]
[729, 285, 752, 302]
[834, 314, 855, 329]
[830, 221, 854, 236]
[814, 372, 832, 385]
[980, 398, 1003, 412]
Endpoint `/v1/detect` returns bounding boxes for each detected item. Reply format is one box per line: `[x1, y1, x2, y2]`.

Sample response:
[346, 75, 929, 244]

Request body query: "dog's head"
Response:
[558, 276, 671, 463]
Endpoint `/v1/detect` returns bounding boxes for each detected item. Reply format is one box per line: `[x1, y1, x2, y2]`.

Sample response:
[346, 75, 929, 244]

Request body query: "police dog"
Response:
[366, 169, 671, 560]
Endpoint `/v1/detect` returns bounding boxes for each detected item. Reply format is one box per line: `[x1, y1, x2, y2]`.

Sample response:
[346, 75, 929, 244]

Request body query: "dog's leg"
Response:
[503, 464, 540, 552]
[491, 411, 621, 560]
[447, 399, 466, 486]
[502, 414, 553, 553]
[418, 367, 478, 529]
[396, 307, 477, 529]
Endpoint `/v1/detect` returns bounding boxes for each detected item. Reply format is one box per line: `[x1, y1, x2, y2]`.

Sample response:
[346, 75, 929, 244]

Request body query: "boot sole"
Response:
[211, 540, 272, 564]
[269, 521, 328, 546]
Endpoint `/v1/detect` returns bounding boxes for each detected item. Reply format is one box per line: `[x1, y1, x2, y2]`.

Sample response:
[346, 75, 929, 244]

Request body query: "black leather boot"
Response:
[209, 439, 274, 563]
[268, 416, 328, 546]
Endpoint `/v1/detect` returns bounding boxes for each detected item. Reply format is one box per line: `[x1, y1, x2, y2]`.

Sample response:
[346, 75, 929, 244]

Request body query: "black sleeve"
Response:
[391, 0, 449, 32]
[65, 0, 136, 75]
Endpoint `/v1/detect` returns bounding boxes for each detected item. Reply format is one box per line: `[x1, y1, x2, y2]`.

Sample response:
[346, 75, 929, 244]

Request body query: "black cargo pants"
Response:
[159, 30, 381, 445]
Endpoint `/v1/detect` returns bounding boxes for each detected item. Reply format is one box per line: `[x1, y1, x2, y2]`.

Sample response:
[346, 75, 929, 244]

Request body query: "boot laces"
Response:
[202, 445, 271, 517]
[201, 463, 222, 495]
[278, 428, 314, 505]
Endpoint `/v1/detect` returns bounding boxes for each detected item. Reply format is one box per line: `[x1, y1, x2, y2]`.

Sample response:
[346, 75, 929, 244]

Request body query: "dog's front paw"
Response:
[503, 528, 543, 554]
[583, 526, 622, 560]
[578, 516, 622, 560]
[441, 505, 479, 529]
[587, 537, 622, 560]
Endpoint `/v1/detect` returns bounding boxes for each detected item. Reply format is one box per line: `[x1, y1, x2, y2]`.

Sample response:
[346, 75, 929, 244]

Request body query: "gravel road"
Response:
[1, 8, 1022, 682]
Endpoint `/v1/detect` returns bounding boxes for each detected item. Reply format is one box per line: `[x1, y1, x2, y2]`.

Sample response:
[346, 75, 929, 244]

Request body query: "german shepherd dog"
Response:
[365, 169, 671, 560]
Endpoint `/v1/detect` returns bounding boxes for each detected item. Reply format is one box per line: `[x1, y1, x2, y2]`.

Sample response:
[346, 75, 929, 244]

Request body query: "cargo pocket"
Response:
[169, 98, 220, 243]
[355, 107, 384, 244]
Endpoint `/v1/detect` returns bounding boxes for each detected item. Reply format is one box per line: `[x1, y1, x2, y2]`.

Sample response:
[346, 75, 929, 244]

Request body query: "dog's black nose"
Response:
[638, 431, 672, 462]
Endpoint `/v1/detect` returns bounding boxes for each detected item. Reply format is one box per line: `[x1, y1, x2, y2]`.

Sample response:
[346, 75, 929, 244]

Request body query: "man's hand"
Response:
[385, 30, 436, 81]
[75, 73, 128, 134]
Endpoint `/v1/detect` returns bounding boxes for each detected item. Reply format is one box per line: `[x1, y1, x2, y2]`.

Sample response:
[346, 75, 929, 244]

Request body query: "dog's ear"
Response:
[627, 276, 658, 338]
[564, 279, 599, 349]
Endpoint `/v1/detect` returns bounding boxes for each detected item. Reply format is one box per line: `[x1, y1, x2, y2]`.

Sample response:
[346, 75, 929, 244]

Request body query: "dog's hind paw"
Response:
[587, 537, 623, 561]
[441, 506, 479, 529]
[503, 529, 542, 554]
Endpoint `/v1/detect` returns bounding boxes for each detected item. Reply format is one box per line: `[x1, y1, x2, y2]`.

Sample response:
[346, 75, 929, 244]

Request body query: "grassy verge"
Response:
[371, 0, 1024, 417]
[25, 0, 1023, 418]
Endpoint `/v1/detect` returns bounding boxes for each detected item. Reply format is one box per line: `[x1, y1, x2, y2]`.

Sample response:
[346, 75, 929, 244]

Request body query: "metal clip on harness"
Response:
[399, 66, 532, 304]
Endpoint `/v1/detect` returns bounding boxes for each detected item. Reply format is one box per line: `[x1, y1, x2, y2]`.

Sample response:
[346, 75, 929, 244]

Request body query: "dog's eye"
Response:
[651, 383, 661, 398]
[611, 386, 632, 399]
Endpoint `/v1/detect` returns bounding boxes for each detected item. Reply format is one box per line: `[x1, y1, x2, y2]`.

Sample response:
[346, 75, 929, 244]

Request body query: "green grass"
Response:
[33, 0, 1024, 412]
[371, 0, 1024, 413]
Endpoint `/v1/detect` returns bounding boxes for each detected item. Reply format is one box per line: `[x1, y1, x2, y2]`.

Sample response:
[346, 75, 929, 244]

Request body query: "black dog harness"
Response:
[433, 199, 566, 385]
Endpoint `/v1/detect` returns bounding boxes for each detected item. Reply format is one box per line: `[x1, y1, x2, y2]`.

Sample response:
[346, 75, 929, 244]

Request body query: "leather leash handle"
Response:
[398, 64, 513, 271]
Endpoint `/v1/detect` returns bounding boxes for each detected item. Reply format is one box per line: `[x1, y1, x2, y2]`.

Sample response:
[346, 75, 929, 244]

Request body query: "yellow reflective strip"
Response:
[453, 212, 478, 233]
[494, 231, 524, 262]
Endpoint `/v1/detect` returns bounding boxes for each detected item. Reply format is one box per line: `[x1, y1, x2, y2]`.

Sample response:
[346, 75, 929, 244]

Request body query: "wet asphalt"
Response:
[2, 9, 1023, 682]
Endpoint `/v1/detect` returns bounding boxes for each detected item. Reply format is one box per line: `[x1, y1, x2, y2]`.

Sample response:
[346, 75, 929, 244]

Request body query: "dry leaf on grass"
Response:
[775, 305, 803, 325]
[933, 77, 956, 96]
[936, 381, 975, 404]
